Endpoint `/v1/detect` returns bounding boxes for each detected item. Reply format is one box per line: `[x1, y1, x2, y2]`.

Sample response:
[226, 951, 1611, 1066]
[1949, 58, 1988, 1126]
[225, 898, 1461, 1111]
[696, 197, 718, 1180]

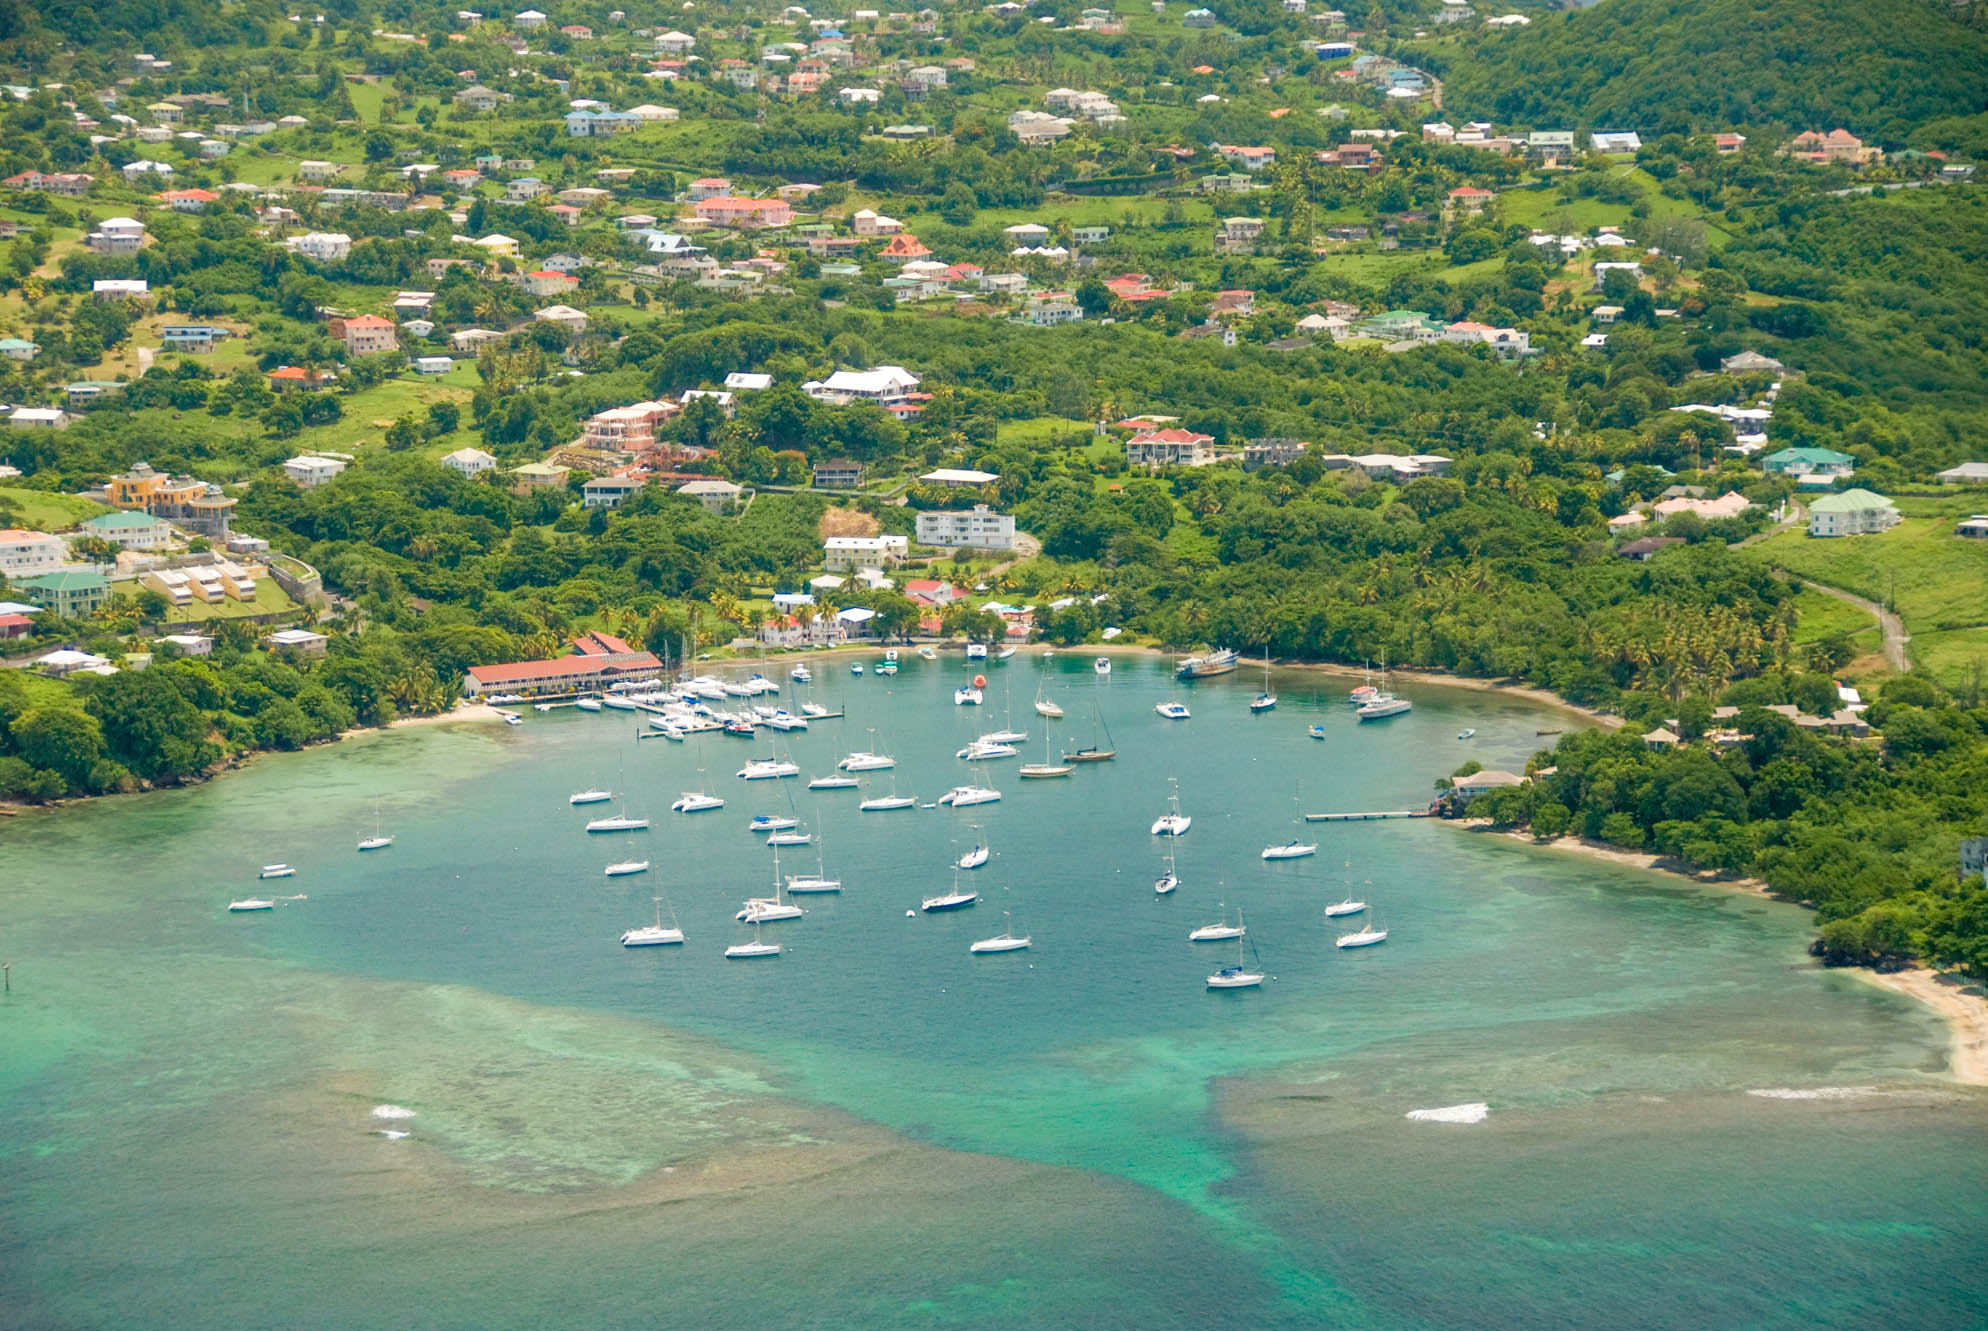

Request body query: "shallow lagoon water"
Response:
[3, 654, 1984, 1328]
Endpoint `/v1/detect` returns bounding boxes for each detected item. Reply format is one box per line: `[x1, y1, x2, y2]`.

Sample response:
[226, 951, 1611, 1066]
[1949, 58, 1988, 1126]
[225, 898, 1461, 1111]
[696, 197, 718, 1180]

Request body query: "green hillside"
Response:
[1421, 0, 1988, 149]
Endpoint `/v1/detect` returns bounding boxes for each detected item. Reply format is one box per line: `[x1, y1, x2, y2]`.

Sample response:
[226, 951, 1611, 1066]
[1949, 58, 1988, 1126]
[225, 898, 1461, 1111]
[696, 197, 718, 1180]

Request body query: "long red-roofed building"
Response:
[462, 632, 663, 697]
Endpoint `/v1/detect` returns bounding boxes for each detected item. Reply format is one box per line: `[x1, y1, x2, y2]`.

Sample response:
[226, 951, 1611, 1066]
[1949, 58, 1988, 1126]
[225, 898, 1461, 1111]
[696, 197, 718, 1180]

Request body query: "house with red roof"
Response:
[693, 196, 795, 230]
[519, 269, 580, 297]
[462, 632, 664, 697]
[335, 314, 398, 356]
[1126, 427, 1220, 468]
[879, 233, 932, 262]
[158, 187, 221, 213]
[1446, 185, 1494, 214]
[905, 579, 961, 608]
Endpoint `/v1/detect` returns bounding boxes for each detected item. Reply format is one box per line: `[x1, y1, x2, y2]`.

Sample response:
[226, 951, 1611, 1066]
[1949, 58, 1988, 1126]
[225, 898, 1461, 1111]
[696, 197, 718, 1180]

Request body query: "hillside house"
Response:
[1807, 488, 1899, 537]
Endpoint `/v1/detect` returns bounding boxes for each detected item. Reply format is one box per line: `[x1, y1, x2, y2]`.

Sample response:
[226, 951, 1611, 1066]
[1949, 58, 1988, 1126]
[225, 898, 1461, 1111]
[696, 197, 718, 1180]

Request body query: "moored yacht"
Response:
[621, 896, 685, 947]
[790, 664, 813, 683]
[1189, 904, 1244, 942]
[838, 751, 896, 772]
[228, 898, 276, 913]
[957, 739, 1018, 761]
[1151, 780, 1191, 837]
[921, 871, 980, 913]
[970, 916, 1031, 954]
[966, 642, 988, 661]
[570, 788, 613, 806]
[586, 812, 650, 833]
[1337, 922, 1389, 948]
[765, 830, 812, 847]
[808, 774, 860, 790]
[738, 758, 801, 780]
[258, 863, 296, 880]
[938, 784, 1001, 807]
[954, 685, 984, 706]
[749, 814, 798, 833]
[604, 860, 650, 877]
[1155, 701, 1191, 720]
[1206, 915, 1264, 989]
[575, 697, 604, 712]
[1261, 841, 1318, 861]
[860, 793, 918, 812]
[671, 791, 725, 813]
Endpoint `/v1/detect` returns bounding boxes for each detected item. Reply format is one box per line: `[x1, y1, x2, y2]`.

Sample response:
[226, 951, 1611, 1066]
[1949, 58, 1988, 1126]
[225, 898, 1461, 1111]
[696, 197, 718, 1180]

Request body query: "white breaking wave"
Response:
[1746, 1086, 1878, 1101]
[1406, 1101, 1489, 1124]
[371, 1104, 418, 1120]
[377, 1129, 411, 1140]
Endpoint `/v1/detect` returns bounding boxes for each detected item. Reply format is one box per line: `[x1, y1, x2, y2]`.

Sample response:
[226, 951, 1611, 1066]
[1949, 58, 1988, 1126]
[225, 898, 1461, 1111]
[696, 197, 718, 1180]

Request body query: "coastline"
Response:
[1455, 821, 1988, 1086]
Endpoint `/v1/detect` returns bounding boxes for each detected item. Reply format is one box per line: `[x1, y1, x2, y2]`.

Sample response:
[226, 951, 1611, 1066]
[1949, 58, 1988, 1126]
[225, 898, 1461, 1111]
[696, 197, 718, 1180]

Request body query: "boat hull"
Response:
[620, 929, 684, 947]
[1207, 971, 1264, 989]
[921, 893, 979, 912]
[970, 936, 1031, 954]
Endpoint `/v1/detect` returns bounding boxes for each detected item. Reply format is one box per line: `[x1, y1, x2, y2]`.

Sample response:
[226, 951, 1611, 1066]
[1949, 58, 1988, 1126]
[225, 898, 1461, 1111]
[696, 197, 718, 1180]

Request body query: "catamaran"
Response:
[939, 783, 1001, 808]
[1151, 779, 1191, 836]
[790, 664, 813, 683]
[954, 685, 984, 706]
[966, 642, 988, 661]
[838, 733, 896, 771]
[738, 758, 801, 780]
[671, 791, 724, 813]
[957, 739, 1018, 761]
[621, 896, 685, 947]
[1206, 913, 1265, 989]
[737, 849, 807, 923]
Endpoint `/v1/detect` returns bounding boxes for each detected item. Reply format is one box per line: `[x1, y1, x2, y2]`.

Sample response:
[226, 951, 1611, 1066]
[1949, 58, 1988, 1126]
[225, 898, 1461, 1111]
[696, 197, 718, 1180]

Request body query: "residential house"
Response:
[851, 208, 903, 236]
[284, 455, 348, 488]
[915, 505, 1016, 551]
[102, 462, 235, 537]
[686, 176, 733, 201]
[0, 528, 66, 576]
[693, 196, 795, 229]
[1590, 130, 1642, 153]
[519, 269, 579, 298]
[15, 569, 109, 618]
[1617, 536, 1685, 561]
[474, 233, 520, 258]
[298, 159, 341, 182]
[533, 304, 589, 332]
[160, 324, 229, 354]
[1787, 129, 1879, 166]
[1762, 446, 1854, 481]
[1213, 217, 1264, 253]
[1527, 130, 1576, 164]
[511, 462, 572, 492]
[292, 231, 352, 262]
[676, 478, 746, 511]
[1954, 516, 1988, 540]
[1126, 428, 1220, 468]
[1442, 321, 1531, 359]
[455, 85, 509, 111]
[7, 407, 72, 428]
[824, 535, 909, 570]
[807, 366, 919, 403]
[504, 176, 547, 201]
[1218, 144, 1277, 171]
[414, 355, 454, 375]
[1243, 438, 1309, 470]
[1807, 488, 1899, 537]
[450, 328, 507, 354]
[442, 447, 497, 477]
[878, 233, 932, 262]
[723, 372, 772, 392]
[583, 401, 677, 451]
[1447, 185, 1493, 214]
[337, 314, 398, 355]
[0, 337, 39, 361]
[1721, 349, 1785, 375]
[582, 475, 645, 508]
[758, 613, 848, 649]
[1937, 463, 1988, 486]
[812, 459, 864, 489]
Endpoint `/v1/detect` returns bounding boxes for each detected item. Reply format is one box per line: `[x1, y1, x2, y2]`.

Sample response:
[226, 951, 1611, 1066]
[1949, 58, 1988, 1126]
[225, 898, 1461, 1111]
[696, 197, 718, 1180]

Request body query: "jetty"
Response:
[1304, 809, 1432, 822]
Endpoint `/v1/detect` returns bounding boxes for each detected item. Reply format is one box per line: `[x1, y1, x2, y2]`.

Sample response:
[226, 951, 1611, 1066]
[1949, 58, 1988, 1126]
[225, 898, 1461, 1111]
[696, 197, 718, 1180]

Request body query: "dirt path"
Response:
[1795, 575, 1912, 672]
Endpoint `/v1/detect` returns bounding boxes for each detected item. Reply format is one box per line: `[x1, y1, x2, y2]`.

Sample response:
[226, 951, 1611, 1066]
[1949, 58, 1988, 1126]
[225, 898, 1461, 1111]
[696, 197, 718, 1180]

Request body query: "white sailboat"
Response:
[737, 848, 807, 923]
[958, 827, 990, 870]
[1018, 728, 1073, 779]
[258, 863, 296, 880]
[673, 744, 724, 813]
[786, 831, 842, 895]
[569, 787, 613, 806]
[586, 809, 650, 832]
[1325, 861, 1368, 917]
[621, 895, 685, 947]
[228, 898, 276, 912]
[1355, 655, 1412, 721]
[738, 758, 801, 780]
[604, 860, 650, 877]
[766, 829, 812, 847]
[860, 770, 917, 812]
[1033, 673, 1064, 719]
[970, 910, 1031, 954]
[357, 802, 393, 851]
[808, 774, 860, 790]
[1250, 648, 1277, 713]
[957, 739, 1018, 761]
[938, 782, 1001, 807]
[1155, 842, 1179, 895]
[1261, 789, 1318, 861]
[1151, 779, 1191, 836]
[749, 814, 798, 833]
[1189, 901, 1244, 942]
[1206, 912, 1265, 989]
[921, 865, 980, 913]
[725, 920, 781, 959]
[575, 696, 604, 712]
[839, 729, 896, 771]
[1336, 919, 1389, 948]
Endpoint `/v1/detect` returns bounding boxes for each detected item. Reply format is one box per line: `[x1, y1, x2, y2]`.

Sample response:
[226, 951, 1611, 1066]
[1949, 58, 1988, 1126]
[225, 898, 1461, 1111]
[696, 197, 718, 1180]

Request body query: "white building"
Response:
[915, 505, 1016, 551]
[0, 527, 65, 576]
[1807, 488, 1901, 538]
[441, 447, 496, 477]
[677, 478, 746, 511]
[824, 534, 909, 570]
[807, 365, 919, 403]
[283, 455, 348, 488]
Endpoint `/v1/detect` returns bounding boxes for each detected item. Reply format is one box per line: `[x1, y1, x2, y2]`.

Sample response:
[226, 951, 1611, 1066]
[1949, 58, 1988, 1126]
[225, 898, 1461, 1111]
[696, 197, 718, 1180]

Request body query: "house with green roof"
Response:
[1354, 309, 1445, 341]
[1762, 446, 1854, 480]
[1807, 488, 1899, 538]
[15, 568, 109, 617]
[0, 336, 38, 361]
[81, 509, 174, 549]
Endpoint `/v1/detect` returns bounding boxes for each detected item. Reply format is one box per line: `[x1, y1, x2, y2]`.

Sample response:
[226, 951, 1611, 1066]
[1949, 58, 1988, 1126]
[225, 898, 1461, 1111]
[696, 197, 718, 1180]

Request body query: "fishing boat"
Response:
[1150, 778, 1191, 836]
[570, 787, 613, 806]
[1176, 647, 1240, 679]
[1155, 701, 1191, 720]
[725, 921, 781, 959]
[258, 864, 296, 880]
[621, 896, 685, 947]
[1094, 657, 1111, 676]
[604, 860, 650, 877]
[1457, 728, 1476, 740]
[1336, 921, 1389, 949]
[938, 784, 1001, 808]
[970, 910, 1030, 954]
[1206, 914, 1265, 989]
[966, 642, 988, 661]
[954, 685, 984, 706]
[749, 814, 798, 833]
[808, 774, 860, 791]
[671, 791, 725, 813]
[737, 758, 801, 780]
[1064, 698, 1119, 764]
[357, 803, 393, 851]
[790, 664, 813, 683]
[1250, 648, 1277, 713]
[1155, 843, 1179, 895]
[921, 866, 980, 913]
[228, 898, 276, 913]
[1189, 903, 1244, 942]
[1261, 790, 1318, 860]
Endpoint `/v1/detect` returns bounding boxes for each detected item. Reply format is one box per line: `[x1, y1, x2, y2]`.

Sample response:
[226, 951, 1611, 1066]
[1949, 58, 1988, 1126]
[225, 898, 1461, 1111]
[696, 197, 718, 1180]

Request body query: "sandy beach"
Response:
[1458, 821, 1988, 1086]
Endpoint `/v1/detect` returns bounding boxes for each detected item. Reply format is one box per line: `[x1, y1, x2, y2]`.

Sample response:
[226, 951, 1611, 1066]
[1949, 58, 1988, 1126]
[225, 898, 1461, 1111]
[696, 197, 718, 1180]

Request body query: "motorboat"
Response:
[762, 711, 808, 732]
[884, 649, 899, 663]
[938, 785, 1001, 808]
[809, 774, 860, 790]
[501, 713, 522, 726]
[535, 702, 553, 712]
[1357, 694, 1412, 721]
[1189, 906, 1244, 942]
[576, 697, 603, 712]
[959, 844, 990, 870]
[1337, 923, 1389, 949]
[671, 792, 725, 813]
[723, 718, 757, 737]
[1176, 648, 1239, 679]
[1155, 701, 1191, 721]
[605, 860, 650, 877]
[791, 665, 813, 683]
[1094, 657, 1111, 675]
[957, 740, 1018, 761]
[876, 661, 898, 676]
[851, 662, 865, 676]
[996, 646, 1017, 661]
[917, 646, 938, 661]
[586, 813, 650, 833]
[621, 897, 685, 947]
[738, 759, 801, 780]
[570, 788, 613, 806]
[748, 814, 798, 833]
[1308, 725, 1327, 740]
[1457, 728, 1476, 740]
[228, 898, 275, 912]
[1251, 693, 1277, 713]
[966, 642, 988, 661]
[860, 794, 918, 812]
[981, 728, 1028, 745]
[766, 830, 812, 847]
[954, 686, 984, 706]
[258, 864, 296, 880]
[1261, 841, 1318, 861]
[838, 751, 896, 772]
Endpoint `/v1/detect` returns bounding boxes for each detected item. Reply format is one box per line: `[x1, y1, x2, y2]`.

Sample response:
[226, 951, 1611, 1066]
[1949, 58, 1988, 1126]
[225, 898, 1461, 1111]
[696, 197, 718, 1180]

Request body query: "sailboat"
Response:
[1250, 648, 1277, 713]
[1336, 917, 1389, 948]
[738, 757, 801, 780]
[569, 785, 613, 805]
[1261, 789, 1318, 860]
[921, 864, 980, 913]
[604, 859, 650, 877]
[786, 827, 842, 894]
[725, 920, 781, 959]
[621, 895, 685, 947]
[808, 773, 860, 790]
[1151, 778, 1191, 836]
[1033, 672, 1064, 719]
[1062, 701, 1117, 763]
[1326, 863, 1369, 917]
[1155, 842, 1179, 895]
[838, 728, 895, 770]
[859, 770, 917, 812]
[672, 741, 725, 812]
[958, 738, 1019, 761]
[258, 863, 296, 880]
[1206, 911, 1265, 989]
[1189, 901, 1245, 942]
[1355, 655, 1412, 721]
[357, 802, 393, 851]
[958, 826, 990, 870]
[737, 847, 807, 922]
[1349, 661, 1379, 707]
[970, 909, 1031, 954]
[1018, 729, 1073, 779]
[938, 763, 1002, 806]
[749, 814, 798, 833]
[228, 897, 276, 912]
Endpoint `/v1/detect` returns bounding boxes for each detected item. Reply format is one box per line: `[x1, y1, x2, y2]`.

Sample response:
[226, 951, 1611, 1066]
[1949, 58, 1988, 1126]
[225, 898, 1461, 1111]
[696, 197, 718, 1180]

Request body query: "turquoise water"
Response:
[3, 654, 1984, 1328]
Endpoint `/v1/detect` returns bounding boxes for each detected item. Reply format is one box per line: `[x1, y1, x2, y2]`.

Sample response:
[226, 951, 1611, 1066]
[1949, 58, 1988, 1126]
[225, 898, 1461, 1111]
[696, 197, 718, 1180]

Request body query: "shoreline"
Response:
[1455, 821, 1988, 1086]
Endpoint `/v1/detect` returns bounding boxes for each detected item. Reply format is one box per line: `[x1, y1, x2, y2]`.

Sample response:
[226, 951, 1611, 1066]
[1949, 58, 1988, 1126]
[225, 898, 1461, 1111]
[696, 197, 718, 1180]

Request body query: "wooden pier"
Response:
[1304, 809, 1432, 822]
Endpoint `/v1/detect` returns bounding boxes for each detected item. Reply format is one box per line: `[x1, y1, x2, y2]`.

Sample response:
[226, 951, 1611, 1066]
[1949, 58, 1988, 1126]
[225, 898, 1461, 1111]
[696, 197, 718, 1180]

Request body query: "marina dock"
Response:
[1304, 809, 1432, 822]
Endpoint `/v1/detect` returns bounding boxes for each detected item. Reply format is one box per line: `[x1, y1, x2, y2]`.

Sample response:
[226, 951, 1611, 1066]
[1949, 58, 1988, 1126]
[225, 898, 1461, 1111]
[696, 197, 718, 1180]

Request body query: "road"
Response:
[1787, 574, 1912, 672]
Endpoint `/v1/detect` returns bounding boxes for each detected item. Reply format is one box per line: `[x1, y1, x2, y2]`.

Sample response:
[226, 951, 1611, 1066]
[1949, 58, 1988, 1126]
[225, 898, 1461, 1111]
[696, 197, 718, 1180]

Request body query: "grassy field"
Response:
[154, 579, 299, 624]
[0, 486, 110, 529]
[997, 416, 1092, 447]
[1786, 587, 1889, 676]
[1760, 493, 1988, 685]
